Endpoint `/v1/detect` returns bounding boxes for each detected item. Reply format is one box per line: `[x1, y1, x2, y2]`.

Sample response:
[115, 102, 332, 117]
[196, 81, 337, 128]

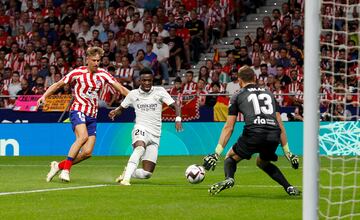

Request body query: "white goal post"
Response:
[303, 0, 321, 220]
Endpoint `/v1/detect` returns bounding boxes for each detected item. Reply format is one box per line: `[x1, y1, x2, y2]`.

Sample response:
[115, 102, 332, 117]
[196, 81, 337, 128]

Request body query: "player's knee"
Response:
[78, 135, 89, 145]
[82, 149, 92, 158]
[256, 158, 268, 170]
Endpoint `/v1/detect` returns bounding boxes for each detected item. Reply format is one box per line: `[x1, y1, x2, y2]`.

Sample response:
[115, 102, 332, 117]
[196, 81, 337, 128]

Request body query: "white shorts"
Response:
[131, 125, 160, 164]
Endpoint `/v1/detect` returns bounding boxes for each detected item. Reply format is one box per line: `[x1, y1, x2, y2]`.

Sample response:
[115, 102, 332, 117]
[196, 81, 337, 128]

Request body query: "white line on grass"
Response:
[0, 184, 110, 196]
[0, 184, 298, 197]
[0, 164, 300, 169]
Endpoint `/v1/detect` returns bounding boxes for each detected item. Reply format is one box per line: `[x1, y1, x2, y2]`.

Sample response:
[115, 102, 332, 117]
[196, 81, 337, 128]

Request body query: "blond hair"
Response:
[238, 65, 255, 83]
[86, 46, 104, 57]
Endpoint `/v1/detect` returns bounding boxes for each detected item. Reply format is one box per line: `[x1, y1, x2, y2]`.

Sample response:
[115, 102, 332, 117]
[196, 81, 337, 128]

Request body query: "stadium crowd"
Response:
[0, 0, 358, 121]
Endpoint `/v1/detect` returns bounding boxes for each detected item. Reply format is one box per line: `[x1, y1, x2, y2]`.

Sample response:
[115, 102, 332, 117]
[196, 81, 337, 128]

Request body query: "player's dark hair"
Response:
[237, 65, 255, 83]
[139, 67, 153, 75]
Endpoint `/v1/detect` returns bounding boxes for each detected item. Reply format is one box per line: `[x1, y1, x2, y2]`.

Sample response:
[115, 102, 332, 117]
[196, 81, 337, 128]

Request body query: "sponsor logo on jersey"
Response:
[253, 116, 276, 125]
[137, 103, 158, 111]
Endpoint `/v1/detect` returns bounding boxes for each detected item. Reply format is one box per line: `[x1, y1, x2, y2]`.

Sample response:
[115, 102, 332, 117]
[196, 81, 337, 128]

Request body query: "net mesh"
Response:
[318, 0, 360, 219]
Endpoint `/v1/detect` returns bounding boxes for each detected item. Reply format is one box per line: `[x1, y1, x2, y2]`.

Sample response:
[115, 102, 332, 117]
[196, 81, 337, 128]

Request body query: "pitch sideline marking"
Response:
[0, 183, 298, 197]
[0, 184, 110, 196]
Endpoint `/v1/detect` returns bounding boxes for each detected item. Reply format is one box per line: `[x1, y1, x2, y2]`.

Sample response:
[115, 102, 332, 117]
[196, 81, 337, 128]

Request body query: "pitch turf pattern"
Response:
[0, 156, 303, 219]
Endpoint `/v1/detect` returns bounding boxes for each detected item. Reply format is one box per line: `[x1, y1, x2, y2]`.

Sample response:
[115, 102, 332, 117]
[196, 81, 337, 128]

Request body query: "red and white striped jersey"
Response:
[24, 52, 37, 66]
[182, 81, 198, 94]
[12, 60, 26, 74]
[99, 83, 116, 103]
[15, 35, 28, 49]
[115, 67, 134, 78]
[4, 53, 19, 69]
[273, 89, 285, 107]
[62, 66, 116, 117]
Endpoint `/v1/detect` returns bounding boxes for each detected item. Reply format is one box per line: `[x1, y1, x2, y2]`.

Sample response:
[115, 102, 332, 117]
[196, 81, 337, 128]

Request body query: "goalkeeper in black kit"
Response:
[203, 66, 300, 196]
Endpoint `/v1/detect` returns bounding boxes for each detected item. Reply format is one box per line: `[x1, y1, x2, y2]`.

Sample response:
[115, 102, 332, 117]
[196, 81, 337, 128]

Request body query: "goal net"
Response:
[317, 0, 360, 219]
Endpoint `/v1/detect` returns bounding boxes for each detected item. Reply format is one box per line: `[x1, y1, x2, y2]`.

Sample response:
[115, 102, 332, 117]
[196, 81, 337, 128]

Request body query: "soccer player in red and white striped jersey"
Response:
[38, 47, 129, 182]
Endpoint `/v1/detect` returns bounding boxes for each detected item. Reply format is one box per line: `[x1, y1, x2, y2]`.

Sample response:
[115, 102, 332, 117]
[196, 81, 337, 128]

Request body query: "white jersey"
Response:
[121, 86, 175, 136]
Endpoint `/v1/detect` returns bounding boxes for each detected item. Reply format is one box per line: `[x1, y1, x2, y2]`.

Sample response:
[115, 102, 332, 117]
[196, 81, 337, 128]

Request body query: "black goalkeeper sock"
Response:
[224, 157, 237, 179]
[261, 163, 291, 190]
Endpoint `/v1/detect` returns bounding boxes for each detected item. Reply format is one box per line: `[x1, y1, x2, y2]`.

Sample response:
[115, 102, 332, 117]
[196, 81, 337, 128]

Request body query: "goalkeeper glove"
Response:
[285, 152, 299, 169]
[203, 153, 219, 171]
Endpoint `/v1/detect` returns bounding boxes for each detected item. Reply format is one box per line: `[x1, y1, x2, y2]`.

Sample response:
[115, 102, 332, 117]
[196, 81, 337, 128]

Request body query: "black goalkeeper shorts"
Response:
[232, 132, 280, 161]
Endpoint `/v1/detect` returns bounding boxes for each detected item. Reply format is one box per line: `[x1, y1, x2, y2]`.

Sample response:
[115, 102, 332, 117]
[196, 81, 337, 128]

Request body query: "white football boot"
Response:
[120, 179, 131, 186]
[115, 166, 127, 183]
[46, 161, 60, 182]
[59, 169, 70, 182]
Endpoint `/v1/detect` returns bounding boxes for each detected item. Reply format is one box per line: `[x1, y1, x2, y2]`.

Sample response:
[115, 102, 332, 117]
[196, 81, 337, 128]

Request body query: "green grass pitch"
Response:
[0, 156, 303, 219]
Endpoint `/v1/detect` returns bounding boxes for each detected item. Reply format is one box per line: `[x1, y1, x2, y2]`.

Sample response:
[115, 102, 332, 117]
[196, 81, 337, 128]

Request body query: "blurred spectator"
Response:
[197, 78, 208, 106]
[185, 10, 205, 64]
[276, 65, 291, 87]
[8, 71, 22, 104]
[288, 105, 304, 121]
[164, 27, 184, 76]
[169, 76, 183, 96]
[125, 12, 144, 34]
[144, 42, 158, 70]
[128, 32, 146, 60]
[16, 78, 34, 95]
[182, 70, 197, 94]
[131, 49, 151, 86]
[225, 69, 240, 96]
[205, 82, 221, 107]
[115, 56, 134, 89]
[153, 36, 170, 85]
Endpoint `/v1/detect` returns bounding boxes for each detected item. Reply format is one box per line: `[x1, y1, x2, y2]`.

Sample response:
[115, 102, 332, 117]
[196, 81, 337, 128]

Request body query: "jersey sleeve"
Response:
[228, 94, 239, 116]
[101, 70, 116, 84]
[62, 69, 80, 84]
[120, 91, 133, 108]
[159, 87, 175, 106]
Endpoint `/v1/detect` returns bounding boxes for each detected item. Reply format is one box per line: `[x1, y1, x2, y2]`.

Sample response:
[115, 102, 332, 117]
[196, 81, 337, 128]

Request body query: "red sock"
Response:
[63, 159, 73, 171]
[58, 160, 66, 170]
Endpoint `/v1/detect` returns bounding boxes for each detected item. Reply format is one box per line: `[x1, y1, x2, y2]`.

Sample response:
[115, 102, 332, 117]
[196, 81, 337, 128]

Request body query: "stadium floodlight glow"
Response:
[245, 26, 248, 29]
[193, 65, 196, 69]
[255, 18, 258, 20]
[274, 3, 277, 5]
[225, 41, 228, 45]
[235, 33, 238, 36]
[265, 10, 267, 13]
[204, 57, 207, 61]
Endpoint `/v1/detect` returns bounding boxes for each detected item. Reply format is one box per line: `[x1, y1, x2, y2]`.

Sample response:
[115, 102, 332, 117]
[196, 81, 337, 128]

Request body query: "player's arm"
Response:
[108, 91, 131, 121]
[276, 112, 299, 169]
[169, 102, 182, 132]
[108, 105, 125, 121]
[110, 81, 129, 97]
[37, 79, 66, 107]
[203, 93, 239, 171]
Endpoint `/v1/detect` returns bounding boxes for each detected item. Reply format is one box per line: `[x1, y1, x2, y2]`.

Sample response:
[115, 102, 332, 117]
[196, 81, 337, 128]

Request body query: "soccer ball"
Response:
[185, 164, 205, 184]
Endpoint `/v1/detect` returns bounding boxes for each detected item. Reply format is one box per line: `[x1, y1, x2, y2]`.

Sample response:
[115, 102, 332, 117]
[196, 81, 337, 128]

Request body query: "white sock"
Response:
[131, 169, 152, 179]
[123, 146, 145, 181]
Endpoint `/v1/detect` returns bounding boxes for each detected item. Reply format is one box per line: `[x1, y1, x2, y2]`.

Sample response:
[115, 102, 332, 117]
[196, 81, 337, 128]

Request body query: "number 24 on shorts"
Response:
[134, 129, 145, 136]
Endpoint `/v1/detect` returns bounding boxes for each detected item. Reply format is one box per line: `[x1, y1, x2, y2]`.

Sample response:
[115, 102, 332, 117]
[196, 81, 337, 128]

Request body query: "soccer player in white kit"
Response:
[109, 68, 182, 185]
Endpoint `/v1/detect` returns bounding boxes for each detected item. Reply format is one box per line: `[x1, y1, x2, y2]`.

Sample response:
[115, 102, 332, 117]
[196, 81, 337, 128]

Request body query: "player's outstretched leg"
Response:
[256, 157, 300, 196]
[209, 177, 235, 195]
[46, 161, 60, 182]
[115, 166, 127, 183]
[119, 144, 145, 186]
